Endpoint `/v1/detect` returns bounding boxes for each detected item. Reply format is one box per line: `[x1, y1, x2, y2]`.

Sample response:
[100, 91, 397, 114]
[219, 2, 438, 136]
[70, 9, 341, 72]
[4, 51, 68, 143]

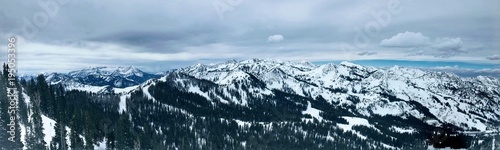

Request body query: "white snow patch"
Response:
[478, 140, 484, 144]
[371, 102, 404, 116]
[66, 84, 108, 93]
[42, 115, 56, 148]
[142, 85, 156, 102]
[22, 90, 31, 106]
[493, 137, 495, 150]
[188, 85, 211, 101]
[381, 142, 397, 150]
[20, 123, 27, 149]
[95, 138, 107, 150]
[427, 145, 466, 150]
[302, 101, 323, 121]
[234, 119, 251, 127]
[114, 85, 139, 94]
[337, 116, 375, 140]
[390, 126, 416, 134]
[119, 94, 128, 113]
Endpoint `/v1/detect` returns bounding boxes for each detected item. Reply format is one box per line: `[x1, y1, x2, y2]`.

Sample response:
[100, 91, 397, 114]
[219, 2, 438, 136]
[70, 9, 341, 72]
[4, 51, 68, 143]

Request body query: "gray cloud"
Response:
[380, 31, 430, 47]
[267, 34, 284, 42]
[486, 55, 500, 61]
[431, 38, 467, 58]
[357, 51, 377, 56]
[0, 0, 498, 74]
[380, 32, 471, 58]
[424, 66, 500, 78]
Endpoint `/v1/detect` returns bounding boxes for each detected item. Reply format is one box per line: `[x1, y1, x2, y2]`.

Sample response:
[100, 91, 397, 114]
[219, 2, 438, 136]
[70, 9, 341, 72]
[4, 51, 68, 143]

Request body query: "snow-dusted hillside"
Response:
[39, 66, 163, 93]
[14, 59, 499, 149]
[161, 59, 500, 131]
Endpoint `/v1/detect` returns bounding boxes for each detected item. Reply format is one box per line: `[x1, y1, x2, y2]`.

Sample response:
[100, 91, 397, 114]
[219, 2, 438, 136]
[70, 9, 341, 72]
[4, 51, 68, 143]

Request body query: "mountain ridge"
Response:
[157, 59, 500, 131]
[9, 59, 500, 149]
[25, 66, 163, 93]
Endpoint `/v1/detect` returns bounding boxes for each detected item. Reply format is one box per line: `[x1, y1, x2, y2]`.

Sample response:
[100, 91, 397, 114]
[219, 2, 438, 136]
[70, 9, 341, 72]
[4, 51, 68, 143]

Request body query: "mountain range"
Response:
[7, 59, 500, 149]
[23, 66, 163, 93]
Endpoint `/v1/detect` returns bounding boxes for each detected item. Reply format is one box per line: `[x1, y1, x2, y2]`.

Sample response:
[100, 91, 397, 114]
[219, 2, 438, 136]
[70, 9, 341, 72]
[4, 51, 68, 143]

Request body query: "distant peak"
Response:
[339, 61, 362, 68]
[225, 59, 238, 64]
[117, 66, 140, 71]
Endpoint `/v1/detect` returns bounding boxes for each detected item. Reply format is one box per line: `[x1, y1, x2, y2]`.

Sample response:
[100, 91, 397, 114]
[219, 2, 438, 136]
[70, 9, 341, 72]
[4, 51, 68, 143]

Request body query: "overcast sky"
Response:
[0, 0, 499, 74]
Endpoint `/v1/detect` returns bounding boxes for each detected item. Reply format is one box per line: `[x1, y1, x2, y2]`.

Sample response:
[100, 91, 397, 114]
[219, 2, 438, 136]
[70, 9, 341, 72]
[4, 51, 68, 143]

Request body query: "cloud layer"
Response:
[357, 51, 377, 56]
[486, 55, 500, 61]
[267, 34, 284, 42]
[0, 0, 498, 73]
[380, 32, 476, 58]
[380, 31, 430, 47]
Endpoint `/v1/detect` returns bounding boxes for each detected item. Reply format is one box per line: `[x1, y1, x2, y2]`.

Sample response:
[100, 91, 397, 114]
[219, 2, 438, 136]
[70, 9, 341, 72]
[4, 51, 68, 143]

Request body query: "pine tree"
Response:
[115, 113, 134, 150]
[25, 93, 47, 150]
[0, 63, 13, 149]
[0, 64, 25, 149]
[106, 131, 116, 150]
[50, 120, 67, 150]
[0, 65, 9, 148]
[50, 84, 68, 150]
[84, 112, 94, 150]
[138, 124, 154, 149]
[36, 74, 55, 117]
[69, 117, 84, 149]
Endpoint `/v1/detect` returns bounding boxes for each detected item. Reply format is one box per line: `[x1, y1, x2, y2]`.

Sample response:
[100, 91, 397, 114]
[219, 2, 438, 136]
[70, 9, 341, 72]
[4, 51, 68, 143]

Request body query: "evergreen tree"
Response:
[51, 84, 68, 150]
[138, 124, 154, 149]
[84, 112, 94, 150]
[36, 74, 55, 117]
[25, 93, 47, 150]
[115, 113, 134, 150]
[50, 121, 67, 150]
[106, 131, 116, 150]
[0, 65, 10, 148]
[69, 117, 84, 149]
[0, 64, 25, 149]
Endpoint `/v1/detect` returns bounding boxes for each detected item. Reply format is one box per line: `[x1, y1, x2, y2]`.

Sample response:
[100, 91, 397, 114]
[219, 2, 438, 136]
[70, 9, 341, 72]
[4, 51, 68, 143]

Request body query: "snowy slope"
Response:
[29, 59, 499, 149]
[41, 66, 162, 93]
[163, 59, 500, 131]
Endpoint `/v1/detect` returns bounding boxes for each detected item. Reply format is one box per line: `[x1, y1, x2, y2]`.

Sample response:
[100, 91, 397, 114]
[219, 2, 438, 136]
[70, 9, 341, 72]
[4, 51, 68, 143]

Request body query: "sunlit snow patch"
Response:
[302, 101, 323, 121]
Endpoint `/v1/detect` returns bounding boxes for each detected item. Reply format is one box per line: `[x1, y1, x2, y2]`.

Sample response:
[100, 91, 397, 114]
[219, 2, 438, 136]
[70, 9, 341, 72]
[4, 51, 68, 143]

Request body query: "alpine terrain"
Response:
[1, 59, 499, 149]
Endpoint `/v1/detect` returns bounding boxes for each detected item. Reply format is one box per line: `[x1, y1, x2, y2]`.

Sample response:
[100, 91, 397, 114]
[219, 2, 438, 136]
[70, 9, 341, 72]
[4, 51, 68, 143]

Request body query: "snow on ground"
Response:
[234, 119, 252, 127]
[390, 126, 416, 134]
[338, 116, 375, 129]
[188, 85, 211, 101]
[142, 85, 156, 102]
[302, 101, 323, 121]
[22, 90, 30, 106]
[40, 115, 72, 149]
[337, 116, 376, 140]
[114, 85, 139, 94]
[370, 101, 405, 117]
[424, 118, 442, 126]
[20, 123, 26, 149]
[427, 145, 466, 150]
[95, 138, 107, 150]
[42, 115, 55, 148]
[66, 84, 108, 93]
[493, 137, 496, 150]
[380, 143, 398, 150]
[119, 94, 128, 113]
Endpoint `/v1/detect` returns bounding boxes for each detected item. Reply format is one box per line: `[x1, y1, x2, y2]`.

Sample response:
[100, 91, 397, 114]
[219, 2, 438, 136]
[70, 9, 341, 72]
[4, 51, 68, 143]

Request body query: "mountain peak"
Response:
[339, 61, 362, 68]
[171, 58, 500, 132]
[44, 66, 162, 89]
[70, 66, 145, 77]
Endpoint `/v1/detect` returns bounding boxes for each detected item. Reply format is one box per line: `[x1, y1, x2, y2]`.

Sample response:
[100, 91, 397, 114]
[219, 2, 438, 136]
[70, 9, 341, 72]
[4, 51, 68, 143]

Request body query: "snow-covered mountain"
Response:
[18, 59, 499, 149]
[95, 59, 500, 149]
[159, 59, 500, 131]
[42, 66, 163, 92]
